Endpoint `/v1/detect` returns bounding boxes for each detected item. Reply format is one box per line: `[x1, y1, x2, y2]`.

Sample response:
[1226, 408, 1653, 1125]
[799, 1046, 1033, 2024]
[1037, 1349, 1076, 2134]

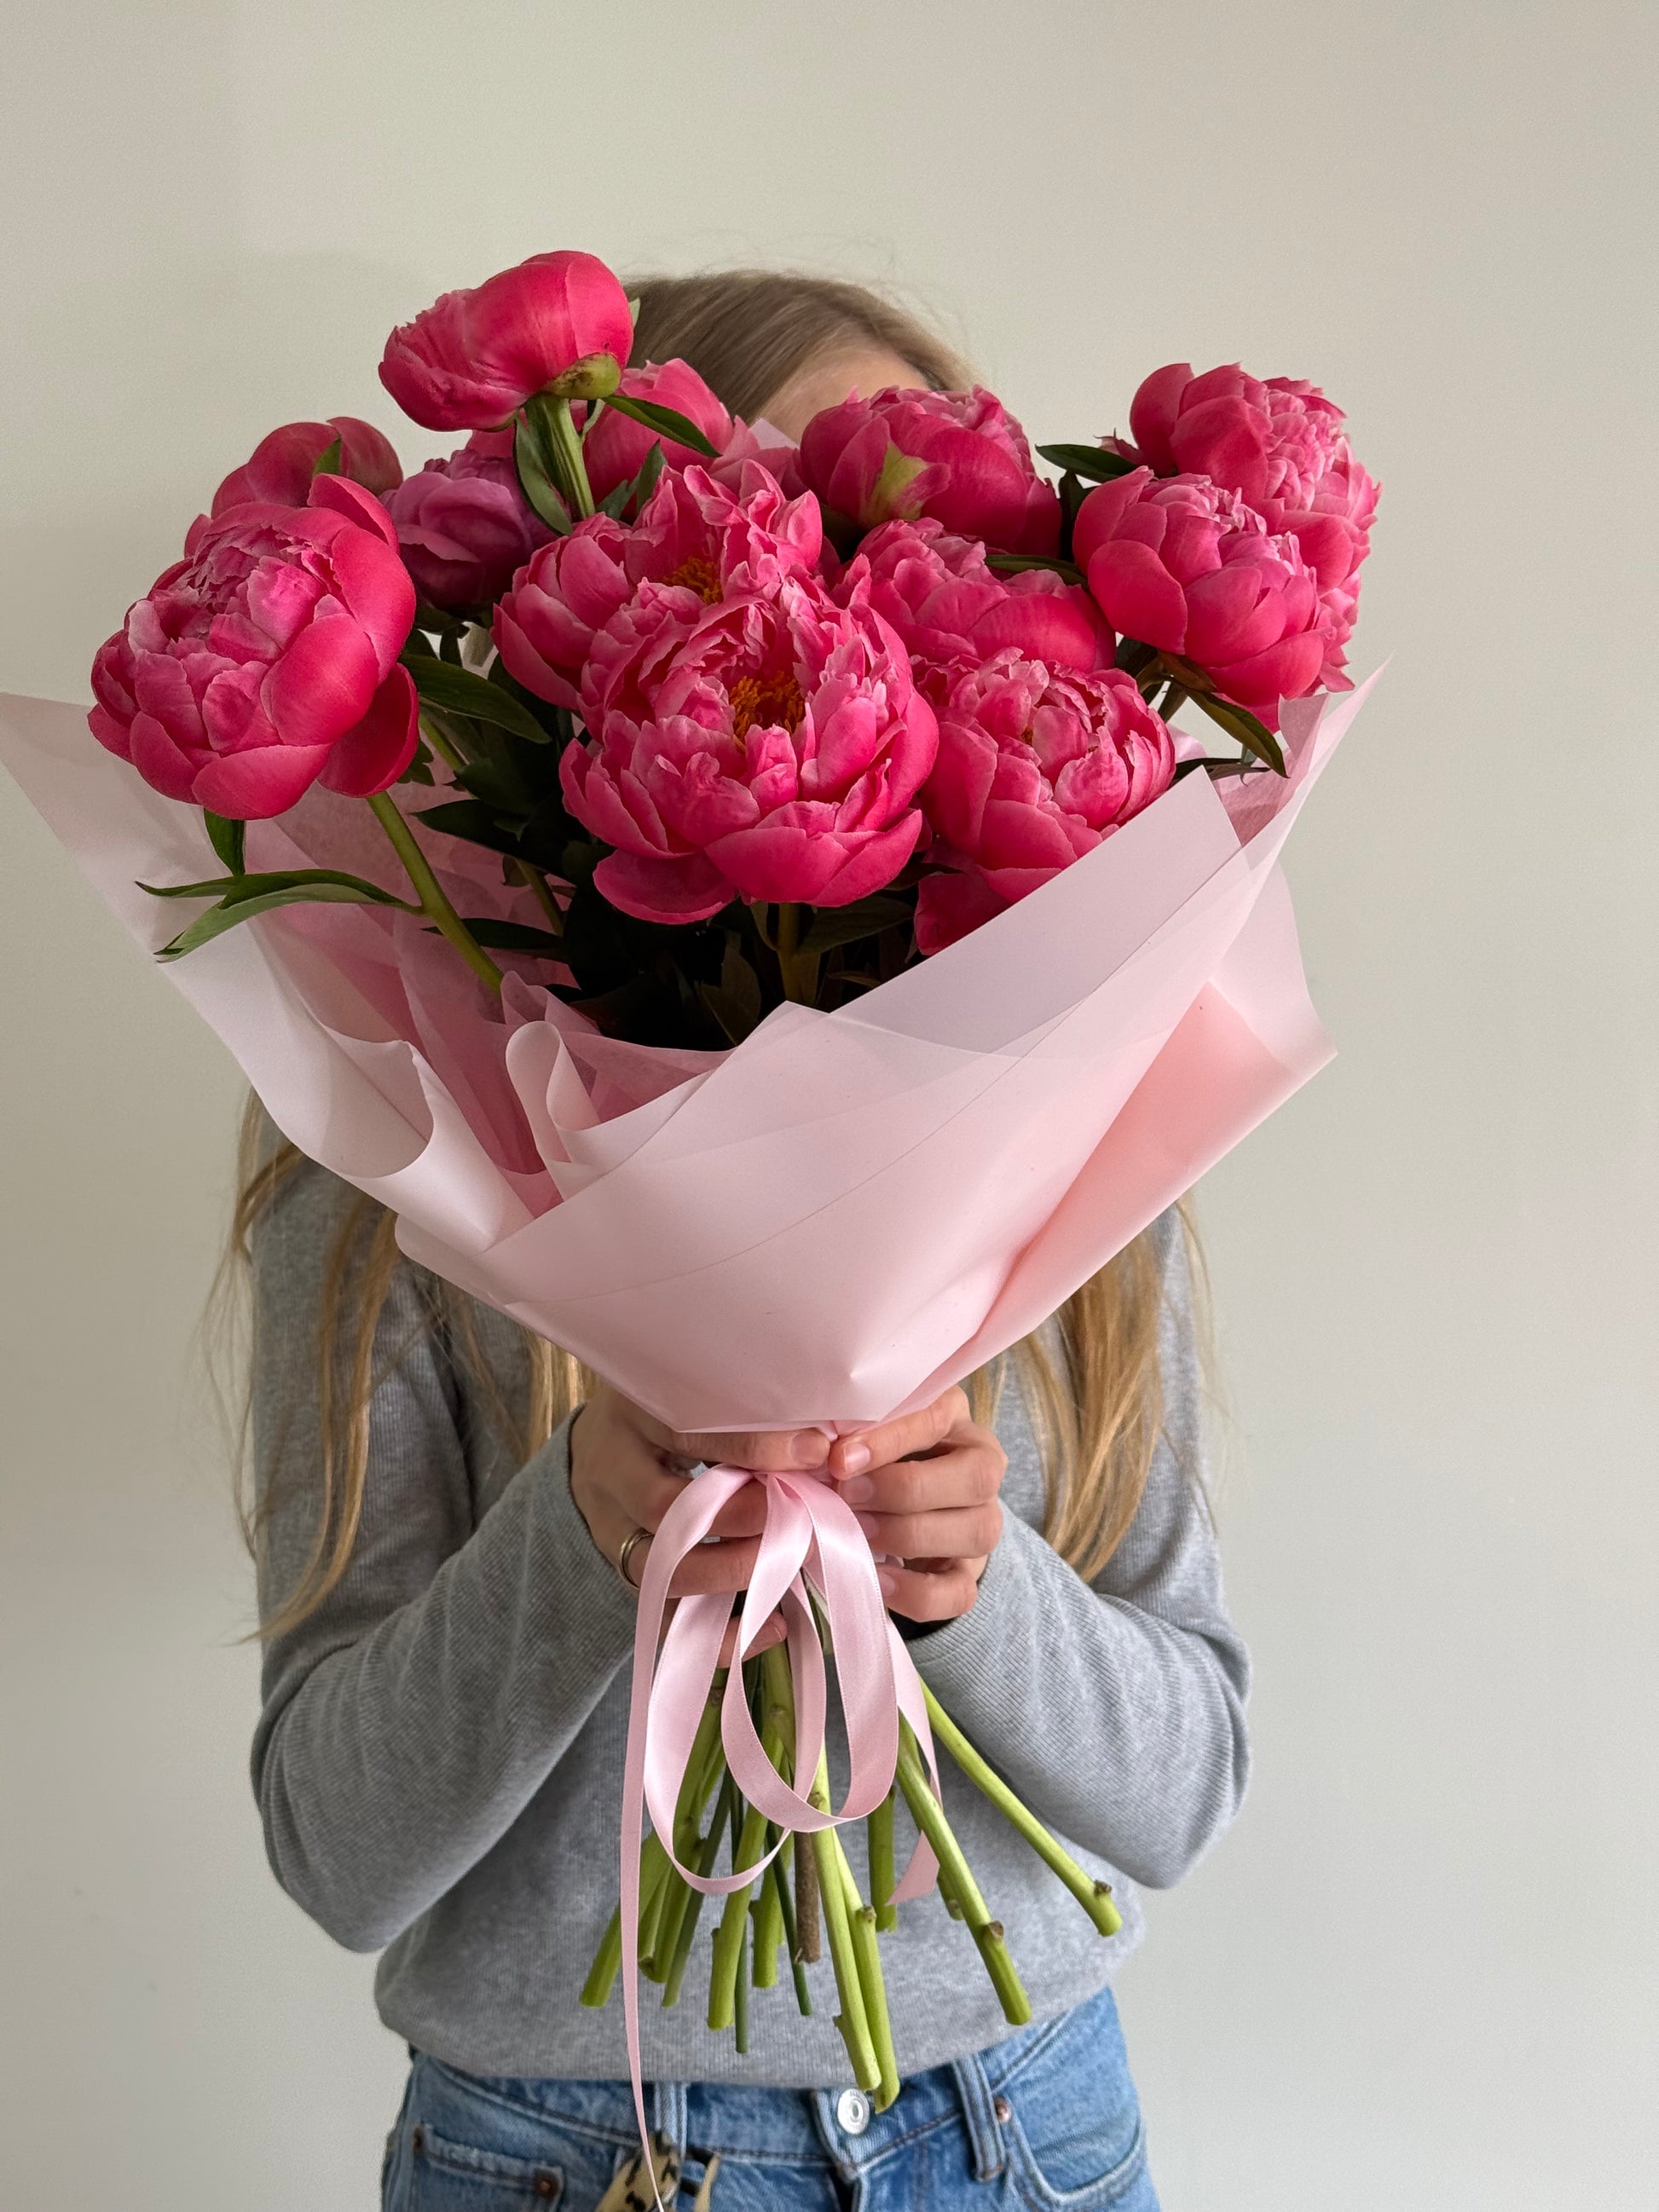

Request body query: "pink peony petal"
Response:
[592, 848, 735, 924]
[809, 811, 925, 906]
[914, 866, 1009, 953]
[1126, 363, 1192, 471]
[194, 742, 333, 819]
[127, 712, 204, 802]
[307, 471, 402, 549]
[1084, 543, 1188, 652]
[262, 615, 380, 748]
[318, 665, 420, 797]
[324, 525, 417, 669]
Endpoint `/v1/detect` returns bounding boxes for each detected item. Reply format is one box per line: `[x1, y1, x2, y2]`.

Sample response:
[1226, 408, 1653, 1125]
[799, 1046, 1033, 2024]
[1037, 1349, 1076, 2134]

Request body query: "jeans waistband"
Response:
[448, 1994, 1114, 2183]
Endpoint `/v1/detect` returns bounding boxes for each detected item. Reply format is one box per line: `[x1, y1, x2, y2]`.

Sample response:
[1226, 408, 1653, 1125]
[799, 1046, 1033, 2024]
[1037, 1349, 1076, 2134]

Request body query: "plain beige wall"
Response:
[3, 2, 1655, 2204]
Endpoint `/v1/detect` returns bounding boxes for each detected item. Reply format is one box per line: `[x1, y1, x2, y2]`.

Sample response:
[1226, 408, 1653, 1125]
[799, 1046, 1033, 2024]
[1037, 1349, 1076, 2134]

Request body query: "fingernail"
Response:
[842, 1476, 875, 1506]
[791, 1430, 829, 1467]
[855, 1511, 882, 1540]
[838, 1442, 872, 1476]
[877, 1567, 898, 1598]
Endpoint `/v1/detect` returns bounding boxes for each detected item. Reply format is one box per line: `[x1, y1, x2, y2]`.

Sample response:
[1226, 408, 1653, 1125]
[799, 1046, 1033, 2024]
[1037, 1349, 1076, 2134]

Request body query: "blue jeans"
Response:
[380, 1984, 1158, 2209]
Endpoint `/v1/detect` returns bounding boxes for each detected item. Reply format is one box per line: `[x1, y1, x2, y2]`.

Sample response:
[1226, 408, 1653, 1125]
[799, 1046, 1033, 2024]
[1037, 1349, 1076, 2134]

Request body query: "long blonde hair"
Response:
[234, 269, 1205, 1638]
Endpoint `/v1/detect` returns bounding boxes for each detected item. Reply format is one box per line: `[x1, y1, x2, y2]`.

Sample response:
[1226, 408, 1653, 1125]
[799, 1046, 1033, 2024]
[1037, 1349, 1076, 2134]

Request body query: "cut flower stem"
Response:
[367, 790, 503, 992]
[919, 1684, 1122, 1938]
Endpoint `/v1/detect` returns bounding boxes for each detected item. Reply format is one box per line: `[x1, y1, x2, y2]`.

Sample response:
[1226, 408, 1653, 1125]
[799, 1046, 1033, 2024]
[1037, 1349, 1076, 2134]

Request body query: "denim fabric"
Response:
[380, 1985, 1158, 2211]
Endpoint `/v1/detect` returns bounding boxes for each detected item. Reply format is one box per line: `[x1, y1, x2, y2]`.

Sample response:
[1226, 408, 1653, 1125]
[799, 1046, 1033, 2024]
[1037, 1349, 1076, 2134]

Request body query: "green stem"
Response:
[662, 1774, 736, 2009]
[512, 857, 564, 936]
[708, 1687, 791, 2031]
[918, 1684, 1122, 1938]
[760, 1643, 822, 1967]
[895, 1724, 1031, 2026]
[534, 391, 596, 519]
[649, 1698, 729, 1980]
[848, 1897, 900, 2111]
[768, 1839, 812, 2015]
[868, 1791, 898, 1932]
[733, 1909, 751, 2054]
[829, 1828, 899, 2111]
[809, 1749, 881, 2092]
[582, 1832, 672, 2007]
[418, 711, 467, 774]
[775, 901, 806, 1003]
[751, 1857, 783, 1990]
[367, 790, 503, 992]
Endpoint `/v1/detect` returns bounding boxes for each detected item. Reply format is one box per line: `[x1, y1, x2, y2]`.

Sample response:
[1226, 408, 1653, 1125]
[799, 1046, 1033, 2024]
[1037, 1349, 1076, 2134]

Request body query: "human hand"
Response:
[569, 1382, 833, 1652]
[825, 1386, 1007, 1625]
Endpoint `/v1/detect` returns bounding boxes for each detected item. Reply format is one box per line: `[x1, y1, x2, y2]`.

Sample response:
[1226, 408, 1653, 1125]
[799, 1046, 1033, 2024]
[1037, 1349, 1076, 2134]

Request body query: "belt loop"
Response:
[650, 2079, 688, 2169]
[950, 2049, 1007, 2181]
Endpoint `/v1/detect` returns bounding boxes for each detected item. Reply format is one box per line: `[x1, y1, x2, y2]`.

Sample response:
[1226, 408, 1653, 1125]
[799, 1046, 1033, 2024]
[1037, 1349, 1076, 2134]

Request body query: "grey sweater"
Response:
[249, 1162, 1249, 2087]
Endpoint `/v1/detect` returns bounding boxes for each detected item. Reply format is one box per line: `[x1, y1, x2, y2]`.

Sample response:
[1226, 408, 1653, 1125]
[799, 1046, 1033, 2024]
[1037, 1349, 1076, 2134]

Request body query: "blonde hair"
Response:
[627, 268, 970, 424]
[233, 267, 1205, 1637]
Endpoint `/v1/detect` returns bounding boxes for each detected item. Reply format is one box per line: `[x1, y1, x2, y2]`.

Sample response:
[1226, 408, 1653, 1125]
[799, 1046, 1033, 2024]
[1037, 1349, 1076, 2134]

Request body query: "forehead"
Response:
[761, 344, 934, 436]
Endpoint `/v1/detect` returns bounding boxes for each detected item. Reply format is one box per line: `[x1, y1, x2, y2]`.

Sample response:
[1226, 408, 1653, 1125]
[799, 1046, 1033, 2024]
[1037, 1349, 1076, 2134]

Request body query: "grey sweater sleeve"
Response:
[248, 1161, 639, 1952]
[911, 1218, 1251, 1889]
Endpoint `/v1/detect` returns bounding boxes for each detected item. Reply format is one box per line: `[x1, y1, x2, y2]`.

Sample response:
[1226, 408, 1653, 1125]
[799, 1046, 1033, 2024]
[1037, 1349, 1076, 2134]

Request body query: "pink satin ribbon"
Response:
[618, 1462, 942, 2193]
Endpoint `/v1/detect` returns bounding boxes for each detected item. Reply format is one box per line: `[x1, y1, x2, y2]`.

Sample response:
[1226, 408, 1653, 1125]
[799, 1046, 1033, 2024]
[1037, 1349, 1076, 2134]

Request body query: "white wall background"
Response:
[2, 2, 1655, 2205]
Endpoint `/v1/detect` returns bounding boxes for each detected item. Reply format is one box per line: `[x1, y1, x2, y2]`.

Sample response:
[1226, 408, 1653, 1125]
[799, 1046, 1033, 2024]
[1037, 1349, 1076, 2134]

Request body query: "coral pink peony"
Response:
[383, 428, 554, 610]
[88, 476, 418, 819]
[379, 251, 634, 432]
[211, 416, 402, 517]
[581, 359, 735, 505]
[915, 654, 1176, 951]
[1125, 362, 1379, 682]
[494, 461, 823, 716]
[797, 385, 1062, 556]
[1074, 468, 1327, 730]
[559, 570, 937, 924]
[846, 517, 1112, 678]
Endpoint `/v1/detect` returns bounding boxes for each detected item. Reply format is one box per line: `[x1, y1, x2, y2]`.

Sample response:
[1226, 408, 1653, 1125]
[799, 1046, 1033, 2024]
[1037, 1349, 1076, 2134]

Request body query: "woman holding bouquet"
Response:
[239, 273, 1252, 2211]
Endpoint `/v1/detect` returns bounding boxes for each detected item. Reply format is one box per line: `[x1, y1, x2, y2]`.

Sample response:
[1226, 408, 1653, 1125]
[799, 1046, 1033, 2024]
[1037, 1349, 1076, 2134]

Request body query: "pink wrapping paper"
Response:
[3, 677, 1367, 2175]
[0, 678, 1370, 1433]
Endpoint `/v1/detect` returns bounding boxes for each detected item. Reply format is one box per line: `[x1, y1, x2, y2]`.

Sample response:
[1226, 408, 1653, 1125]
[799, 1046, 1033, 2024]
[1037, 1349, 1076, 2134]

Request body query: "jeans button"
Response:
[836, 2088, 872, 2135]
[993, 2094, 1013, 2124]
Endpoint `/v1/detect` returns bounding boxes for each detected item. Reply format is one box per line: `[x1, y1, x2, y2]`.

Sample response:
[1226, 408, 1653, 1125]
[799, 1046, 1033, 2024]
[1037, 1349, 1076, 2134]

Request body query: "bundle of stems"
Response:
[581, 1649, 1121, 2106]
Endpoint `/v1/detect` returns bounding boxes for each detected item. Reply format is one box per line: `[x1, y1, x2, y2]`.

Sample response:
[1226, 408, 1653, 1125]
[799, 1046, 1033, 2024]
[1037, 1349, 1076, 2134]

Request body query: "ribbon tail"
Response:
[617, 1466, 749, 2206]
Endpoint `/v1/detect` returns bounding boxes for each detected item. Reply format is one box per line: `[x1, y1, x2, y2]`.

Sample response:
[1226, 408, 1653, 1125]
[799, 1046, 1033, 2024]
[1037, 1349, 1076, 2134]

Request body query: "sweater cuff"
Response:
[526, 1407, 641, 1675]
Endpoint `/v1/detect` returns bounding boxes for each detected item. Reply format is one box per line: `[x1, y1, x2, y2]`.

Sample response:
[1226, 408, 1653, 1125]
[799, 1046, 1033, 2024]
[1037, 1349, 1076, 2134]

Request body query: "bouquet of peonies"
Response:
[0, 246, 1376, 2153]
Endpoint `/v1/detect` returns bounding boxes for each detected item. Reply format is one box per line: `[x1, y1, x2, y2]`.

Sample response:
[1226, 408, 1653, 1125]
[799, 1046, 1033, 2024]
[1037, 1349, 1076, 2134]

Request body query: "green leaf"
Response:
[799, 894, 914, 955]
[598, 390, 720, 459]
[156, 881, 408, 960]
[720, 936, 763, 1020]
[1034, 442, 1137, 483]
[1190, 690, 1287, 776]
[414, 799, 529, 856]
[448, 916, 564, 953]
[311, 436, 344, 477]
[412, 600, 467, 640]
[400, 653, 553, 745]
[514, 415, 574, 534]
[203, 809, 245, 875]
[697, 981, 763, 1045]
[141, 867, 413, 905]
[628, 441, 666, 507]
